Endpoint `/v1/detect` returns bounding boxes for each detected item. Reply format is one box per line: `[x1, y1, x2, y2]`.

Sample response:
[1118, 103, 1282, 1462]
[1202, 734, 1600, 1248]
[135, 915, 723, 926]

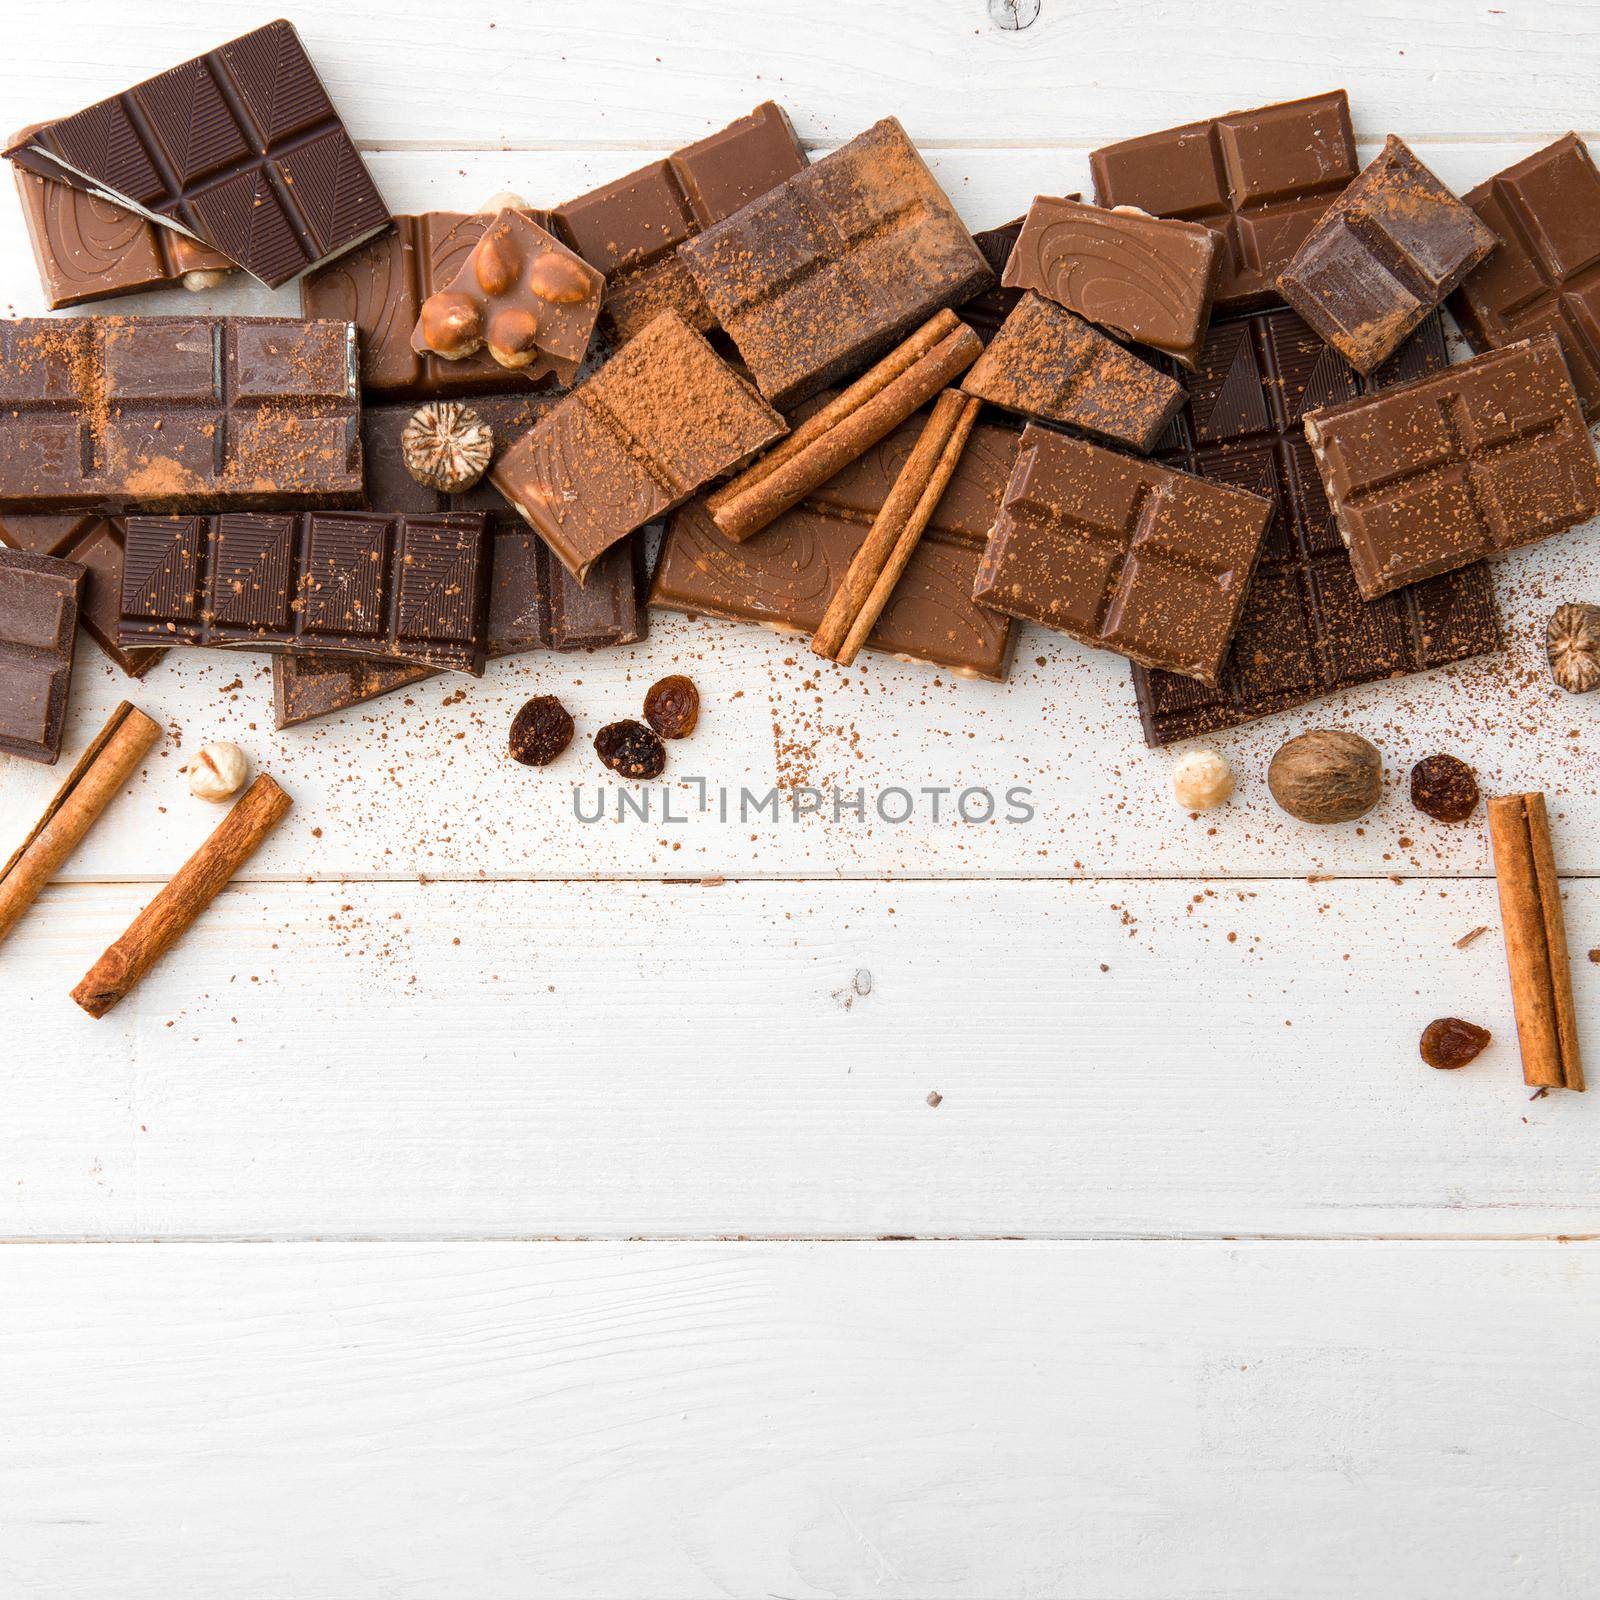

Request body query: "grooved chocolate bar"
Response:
[1277, 136, 1497, 374]
[0, 514, 164, 678]
[650, 414, 1021, 679]
[117, 510, 493, 675]
[491, 313, 785, 582]
[680, 117, 991, 406]
[1090, 91, 1359, 311]
[273, 396, 648, 727]
[1304, 333, 1600, 600]
[962, 291, 1186, 450]
[5, 21, 390, 288]
[1131, 308, 1503, 746]
[11, 128, 234, 309]
[1002, 197, 1222, 367]
[1449, 133, 1600, 420]
[551, 102, 809, 344]
[0, 547, 83, 764]
[973, 421, 1274, 685]
[0, 316, 362, 513]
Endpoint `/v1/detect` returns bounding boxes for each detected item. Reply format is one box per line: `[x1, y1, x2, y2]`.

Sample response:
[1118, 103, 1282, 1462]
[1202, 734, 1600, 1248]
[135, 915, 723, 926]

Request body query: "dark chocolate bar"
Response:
[972, 421, 1274, 685]
[118, 510, 493, 674]
[0, 546, 83, 764]
[959, 221, 1025, 345]
[650, 415, 1021, 679]
[273, 396, 647, 727]
[1277, 137, 1497, 374]
[0, 514, 164, 678]
[961, 291, 1186, 451]
[551, 102, 808, 343]
[10, 127, 234, 309]
[679, 117, 991, 406]
[0, 316, 362, 513]
[1449, 133, 1600, 419]
[1304, 333, 1600, 600]
[5, 21, 389, 288]
[1001, 197, 1222, 367]
[1131, 308, 1503, 746]
[491, 313, 785, 581]
[1090, 91, 1359, 311]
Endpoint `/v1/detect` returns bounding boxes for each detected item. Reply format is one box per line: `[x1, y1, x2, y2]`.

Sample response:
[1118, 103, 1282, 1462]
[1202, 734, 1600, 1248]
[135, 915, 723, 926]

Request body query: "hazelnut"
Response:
[417, 291, 484, 358]
[473, 225, 521, 296]
[486, 307, 541, 369]
[181, 267, 230, 292]
[1547, 603, 1600, 693]
[188, 741, 249, 802]
[528, 249, 596, 304]
[478, 191, 530, 215]
[1267, 729, 1382, 824]
[401, 402, 494, 492]
[1170, 748, 1233, 812]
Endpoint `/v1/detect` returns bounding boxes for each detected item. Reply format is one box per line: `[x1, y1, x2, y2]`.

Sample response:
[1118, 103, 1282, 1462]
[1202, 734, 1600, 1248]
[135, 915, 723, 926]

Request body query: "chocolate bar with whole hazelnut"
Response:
[4, 20, 389, 289]
[0, 316, 362, 514]
[491, 313, 785, 582]
[650, 413, 1021, 680]
[973, 422, 1274, 686]
[0, 546, 84, 765]
[550, 102, 808, 344]
[679, 117, 992, 406]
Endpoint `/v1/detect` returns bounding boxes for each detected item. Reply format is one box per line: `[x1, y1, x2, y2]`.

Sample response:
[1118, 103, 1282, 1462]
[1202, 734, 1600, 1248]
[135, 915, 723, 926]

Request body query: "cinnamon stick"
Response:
[71, 774, 292, 1019]
[1485, 792, 1585, 1090]
[813, 390, 981, 664]
[0, 702, 161, 949]
[706, 310, 982, 542]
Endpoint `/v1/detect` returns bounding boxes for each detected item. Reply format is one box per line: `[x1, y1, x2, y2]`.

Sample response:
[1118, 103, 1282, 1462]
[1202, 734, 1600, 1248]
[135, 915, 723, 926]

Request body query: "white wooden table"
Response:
[3, 3, 1599, 1595]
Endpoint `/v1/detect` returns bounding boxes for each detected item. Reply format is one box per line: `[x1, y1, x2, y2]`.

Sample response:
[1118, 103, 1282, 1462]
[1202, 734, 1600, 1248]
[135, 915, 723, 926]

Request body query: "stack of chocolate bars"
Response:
[2, 22, 1598, 772]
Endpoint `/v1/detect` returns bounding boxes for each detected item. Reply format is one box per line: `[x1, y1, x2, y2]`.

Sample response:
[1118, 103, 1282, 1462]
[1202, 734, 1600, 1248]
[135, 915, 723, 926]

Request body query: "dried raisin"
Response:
[1419, 1017, 1491, 1070]
[1409, 754, 1479, 823]
[594, 719, 666, 779]
[643, 674, 700, 739]
[508, 695, 574, 767]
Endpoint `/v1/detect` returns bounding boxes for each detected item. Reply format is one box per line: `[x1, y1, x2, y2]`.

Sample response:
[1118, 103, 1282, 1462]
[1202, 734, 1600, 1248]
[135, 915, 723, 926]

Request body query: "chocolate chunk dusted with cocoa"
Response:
[1449, 134, 1600, 419]
[1304, 333, 1600, 600]
[1420, 1017, 1491, 1070]
[972, 422, 1274, 686]
[1002, 197, 1223, 368]
[0, 546, 83, 764]
[509, 695, 575, 767]
[961, 291, 1186, 451]
[1090, 91, 1359, 311]
[643, 675, 699, 739]
[679, 117, 991, 406]
[551, 102, 808, 344]
[1409, 754, 1480, 823]
[491, 313, 785, 582]
[1277, 137, 1498, 374]
[594, 719, 666, 780]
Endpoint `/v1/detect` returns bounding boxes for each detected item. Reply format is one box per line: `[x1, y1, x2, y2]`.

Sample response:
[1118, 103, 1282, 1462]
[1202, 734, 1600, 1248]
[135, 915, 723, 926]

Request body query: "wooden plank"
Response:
[3, 877, 1595, 1241]
[1, 0, 1596, 149]
[1, 1238, 1595, 1598]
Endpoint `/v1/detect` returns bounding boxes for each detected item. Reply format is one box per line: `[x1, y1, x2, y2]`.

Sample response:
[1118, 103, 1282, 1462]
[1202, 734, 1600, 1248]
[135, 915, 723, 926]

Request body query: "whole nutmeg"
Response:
[181, 267, 230, 292]
[1547, 603, 1600, 694]
[1170, 748, 1233, 812]
[473, 226, 521, 295]
[486, 307, 541, 368]
[528, 249, 595, 304]
[401, 402, 494, 493]
[1267, 729, 1382, 824]
[189, 741, 249, 802]
[417, 290, 484, 358]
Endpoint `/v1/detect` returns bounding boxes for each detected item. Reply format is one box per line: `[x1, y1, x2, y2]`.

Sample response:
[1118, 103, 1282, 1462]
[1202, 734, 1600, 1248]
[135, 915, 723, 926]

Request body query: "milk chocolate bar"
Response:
[650, 416, 1021, 679]
[961, 292, 1186, 451]
[272, 396, 647, 727]
[1304, 333, 1600, 600]
[1131, 308, 1502, 746]
[1002, 197, 1222, 367]
[118, 510, 493, 675]
[0, 547, 83, 764]
[973, 422, 1273, 685]
[1278, 137, 1497, 373]
[5, 21, 389, 288]
[0, 515, 164, 678]
[680, 117, 991, 406]
[491, 313, 785, 582]
[1090, 91, 1359, 311]
[550, 102, 808, 343]
[10, 128, 234, 309]
[0, 317, 362, 513]
[1449, 133, 1600, 419]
